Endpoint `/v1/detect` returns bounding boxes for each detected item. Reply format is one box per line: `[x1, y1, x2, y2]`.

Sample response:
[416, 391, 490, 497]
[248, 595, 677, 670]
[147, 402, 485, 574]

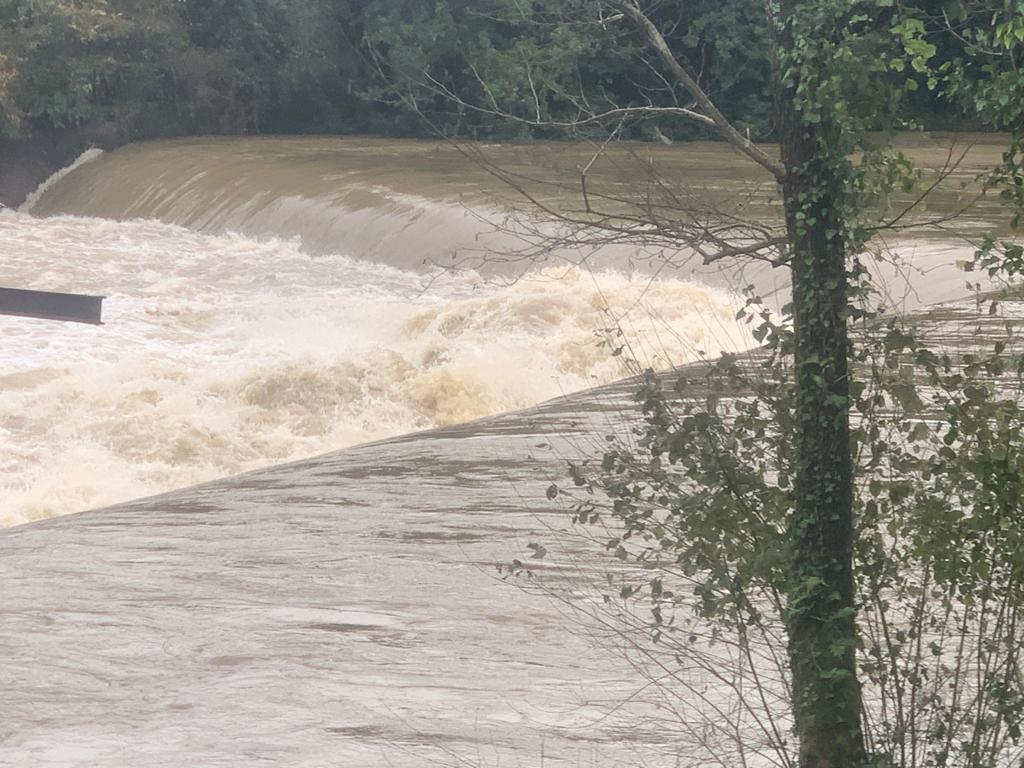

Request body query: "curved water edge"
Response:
[25, 135, 1004, 295]
[26, 137, 569, 274]
[0, 369, 693, 767]
[0, 211, 750, 526]
[2, 134, 1021, 767]
[1, 134, 1007, 525]
[18, 147, 105, 213]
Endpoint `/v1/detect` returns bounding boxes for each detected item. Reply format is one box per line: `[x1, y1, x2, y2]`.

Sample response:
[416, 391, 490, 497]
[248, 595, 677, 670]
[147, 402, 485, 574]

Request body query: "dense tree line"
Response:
[0, 0, 999, 148]
[0, 0, 367, 141]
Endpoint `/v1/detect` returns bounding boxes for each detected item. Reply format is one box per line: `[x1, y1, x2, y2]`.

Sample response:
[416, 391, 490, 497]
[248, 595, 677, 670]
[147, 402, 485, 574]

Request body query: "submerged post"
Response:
[0, 287, 104, 325]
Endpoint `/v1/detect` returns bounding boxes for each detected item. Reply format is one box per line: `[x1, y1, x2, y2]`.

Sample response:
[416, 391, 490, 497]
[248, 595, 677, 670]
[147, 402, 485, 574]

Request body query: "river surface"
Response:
[0, 134, 1016, 766]
[0, 134, 1006, 525]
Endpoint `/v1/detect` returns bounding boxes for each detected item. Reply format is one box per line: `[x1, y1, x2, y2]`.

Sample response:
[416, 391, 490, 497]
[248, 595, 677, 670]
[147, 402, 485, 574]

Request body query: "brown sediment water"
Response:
[1, 134, 1012, 525]
[0, 133, 1020, 766]
[26, 133, 1011, 270]
[0, 374, 690, 766]
[1, 295, 1022, 767]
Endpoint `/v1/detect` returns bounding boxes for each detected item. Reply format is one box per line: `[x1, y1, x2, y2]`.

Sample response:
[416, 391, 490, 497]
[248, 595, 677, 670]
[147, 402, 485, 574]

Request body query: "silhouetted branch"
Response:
[609, 0, 786, 181]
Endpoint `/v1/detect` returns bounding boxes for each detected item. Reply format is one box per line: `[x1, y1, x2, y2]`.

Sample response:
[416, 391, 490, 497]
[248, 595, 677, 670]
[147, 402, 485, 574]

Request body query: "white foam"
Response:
[19, 147, 104, 213]
[0, 212, 751, 526]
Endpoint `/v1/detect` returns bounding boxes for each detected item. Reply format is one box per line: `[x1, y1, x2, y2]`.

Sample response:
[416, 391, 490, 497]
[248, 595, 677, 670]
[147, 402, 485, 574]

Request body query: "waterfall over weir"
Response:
[0, 133, 1013, 767]
[2, 137, 770, 525]
[3, 135, 1002, 524]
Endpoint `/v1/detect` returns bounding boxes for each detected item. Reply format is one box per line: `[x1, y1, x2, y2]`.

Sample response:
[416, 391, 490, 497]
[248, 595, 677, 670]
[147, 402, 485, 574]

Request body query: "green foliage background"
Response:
[0, 0, 1003, 146]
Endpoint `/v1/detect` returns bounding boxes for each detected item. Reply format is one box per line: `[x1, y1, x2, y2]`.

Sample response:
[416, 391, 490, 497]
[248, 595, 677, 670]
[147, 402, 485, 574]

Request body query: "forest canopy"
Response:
[0, 0, 1009, 147]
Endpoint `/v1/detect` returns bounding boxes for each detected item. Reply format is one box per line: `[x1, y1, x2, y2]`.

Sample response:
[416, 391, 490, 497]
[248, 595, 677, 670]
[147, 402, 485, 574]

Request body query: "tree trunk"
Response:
[777, 4, 867, 766]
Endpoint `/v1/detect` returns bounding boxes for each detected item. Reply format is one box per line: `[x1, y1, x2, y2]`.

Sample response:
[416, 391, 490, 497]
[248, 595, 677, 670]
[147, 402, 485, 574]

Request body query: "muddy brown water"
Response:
[1, 133, 1019, 766]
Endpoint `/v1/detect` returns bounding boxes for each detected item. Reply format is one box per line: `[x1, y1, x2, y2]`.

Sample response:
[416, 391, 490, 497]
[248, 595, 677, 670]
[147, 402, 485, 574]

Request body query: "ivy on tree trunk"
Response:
[778, 2, 866, 764]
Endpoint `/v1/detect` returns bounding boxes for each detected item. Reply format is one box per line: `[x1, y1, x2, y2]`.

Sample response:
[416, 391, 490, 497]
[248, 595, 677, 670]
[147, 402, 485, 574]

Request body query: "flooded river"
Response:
[0, 134, 1015, 766]
[0, 134, 1004, 524]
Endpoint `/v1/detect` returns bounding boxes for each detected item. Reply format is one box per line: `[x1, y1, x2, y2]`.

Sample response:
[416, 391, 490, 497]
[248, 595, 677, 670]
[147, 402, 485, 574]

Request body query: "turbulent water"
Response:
[24, 137, 767, 271]
[2, 134, 1006, 526]
[0, 208, 746, 526]
[0, 134, 1017, 768]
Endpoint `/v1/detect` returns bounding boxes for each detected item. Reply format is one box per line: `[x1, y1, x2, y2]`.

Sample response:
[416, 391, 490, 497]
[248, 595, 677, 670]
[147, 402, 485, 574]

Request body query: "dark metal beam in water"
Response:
[0, 287, 104, 325]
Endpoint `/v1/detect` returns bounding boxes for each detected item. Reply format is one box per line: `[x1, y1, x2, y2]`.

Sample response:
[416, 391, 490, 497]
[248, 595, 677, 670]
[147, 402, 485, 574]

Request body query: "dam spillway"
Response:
[3, 135, 1002, 526]
[0, 134, 1014, 766]
[0, 381, 675, 767]
[2, 297, 1019, 767]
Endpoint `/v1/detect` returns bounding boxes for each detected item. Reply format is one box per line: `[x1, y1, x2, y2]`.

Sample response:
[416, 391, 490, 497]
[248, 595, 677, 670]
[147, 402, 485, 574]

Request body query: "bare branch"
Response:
[417, 65, 717, 129]
[608, 0, 787, 181]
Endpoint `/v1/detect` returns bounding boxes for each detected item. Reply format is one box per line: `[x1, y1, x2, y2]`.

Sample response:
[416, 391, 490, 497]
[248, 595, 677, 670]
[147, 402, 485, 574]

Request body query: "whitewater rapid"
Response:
[0, 211, 749, 526]
[11, 132, 1000, 527]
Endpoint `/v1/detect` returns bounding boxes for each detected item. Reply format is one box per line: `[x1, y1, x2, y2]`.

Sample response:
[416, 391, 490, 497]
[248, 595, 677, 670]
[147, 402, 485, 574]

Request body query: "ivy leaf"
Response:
[526, 542, 547, 560]
[890, 381, 925, 413]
